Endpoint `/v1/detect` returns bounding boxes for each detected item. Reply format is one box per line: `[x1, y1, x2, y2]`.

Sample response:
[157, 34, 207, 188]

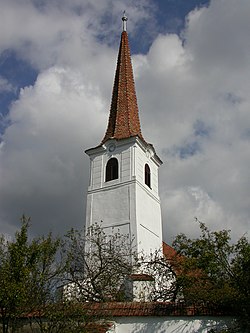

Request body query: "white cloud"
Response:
[0, 0, 249, 243]
[0, 0, 154, 69]
[135, 0, 250, 242]
[0, 66, 106, 235]
[161, 186, 229, 242]
[0, 76, 14, 93]
[185, 1, 250, 74]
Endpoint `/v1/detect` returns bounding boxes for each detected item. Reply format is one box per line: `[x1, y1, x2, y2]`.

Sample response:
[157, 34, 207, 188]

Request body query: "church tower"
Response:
[85, 14, 163, 255]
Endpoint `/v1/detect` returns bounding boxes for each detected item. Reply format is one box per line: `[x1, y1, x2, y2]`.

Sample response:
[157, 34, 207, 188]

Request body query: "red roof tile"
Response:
[102, 31, 144, 144]
[129, 274, 154, 281]
[82, 302, 231, 317]
[162, 242, 177, 260]
[20, 302, 233, 320]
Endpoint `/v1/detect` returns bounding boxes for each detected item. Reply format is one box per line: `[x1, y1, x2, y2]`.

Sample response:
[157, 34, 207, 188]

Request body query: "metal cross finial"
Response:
[122, 11, 128, 31]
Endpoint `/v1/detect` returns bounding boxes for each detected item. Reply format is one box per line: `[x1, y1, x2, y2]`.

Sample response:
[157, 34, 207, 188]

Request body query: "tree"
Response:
[137, 250, 177, 302]
[32, 301, 110, 333]
[172, 220, 250, 330]
[63, 223, 137, 302]
[0, 216, 62, 333]
[27, 233, 65, 332]
[0, 216, 33, 333]
[63, 223, 177, 304]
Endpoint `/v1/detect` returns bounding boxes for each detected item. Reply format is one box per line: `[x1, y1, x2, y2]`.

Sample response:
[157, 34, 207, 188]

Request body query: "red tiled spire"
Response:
[101, 24, 144, 144]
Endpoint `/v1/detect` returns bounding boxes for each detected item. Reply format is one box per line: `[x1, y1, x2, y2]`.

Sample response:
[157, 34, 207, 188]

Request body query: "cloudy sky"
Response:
[0, 0, 249, 243]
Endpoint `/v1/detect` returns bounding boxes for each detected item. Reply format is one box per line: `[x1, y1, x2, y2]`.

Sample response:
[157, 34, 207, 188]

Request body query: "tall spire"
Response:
[101, 14, 144, 144]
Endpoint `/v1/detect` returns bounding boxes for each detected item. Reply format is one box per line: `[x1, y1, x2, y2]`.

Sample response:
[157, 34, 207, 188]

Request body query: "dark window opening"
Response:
[145, 163, 151, 188]
[106, 158, 118, 182]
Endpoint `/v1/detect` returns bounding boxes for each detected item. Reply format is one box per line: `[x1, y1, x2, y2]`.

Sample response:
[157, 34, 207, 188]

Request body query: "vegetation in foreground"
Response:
[0, 216, 249, 332]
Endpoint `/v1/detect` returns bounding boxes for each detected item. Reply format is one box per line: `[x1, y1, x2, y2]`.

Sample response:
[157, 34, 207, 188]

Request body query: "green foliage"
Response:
[172, 219, 250, 330]
[35, 302, 103, 333]
[2, 217, 248, 332]
[0, 216, 31, 332]
[0, 220, 136, 332]
[0, 216, 62, 333]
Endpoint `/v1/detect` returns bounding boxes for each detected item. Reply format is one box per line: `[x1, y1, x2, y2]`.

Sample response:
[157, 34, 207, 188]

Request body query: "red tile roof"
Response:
[20, 302, 233, 322]
[162, 242, 177, 260]
[102, 31, 144, 144]
[82, 302, 231, 317]
[129, 274, 154, 281]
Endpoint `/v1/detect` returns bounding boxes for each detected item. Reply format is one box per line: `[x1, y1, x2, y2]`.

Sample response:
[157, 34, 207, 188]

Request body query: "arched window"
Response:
[106, 158, 119, 182]
[145, 163, 151, 188]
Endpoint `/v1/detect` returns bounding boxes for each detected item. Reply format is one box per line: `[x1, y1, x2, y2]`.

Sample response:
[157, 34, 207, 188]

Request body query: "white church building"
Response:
[85, 14, 163, 256]
[61, 15, 234, 333]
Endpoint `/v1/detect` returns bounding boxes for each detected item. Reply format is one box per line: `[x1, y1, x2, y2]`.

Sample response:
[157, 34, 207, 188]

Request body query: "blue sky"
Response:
[0, 0, 249, 243]
[0, 51, 37, 133]
[0, 0, 209, 129]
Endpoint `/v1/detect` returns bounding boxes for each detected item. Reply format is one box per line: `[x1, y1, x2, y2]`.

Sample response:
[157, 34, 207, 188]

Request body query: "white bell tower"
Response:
[85, 15, 163, 255]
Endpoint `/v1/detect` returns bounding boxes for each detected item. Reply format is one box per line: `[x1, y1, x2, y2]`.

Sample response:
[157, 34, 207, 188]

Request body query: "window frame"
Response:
[145, 163, 151, 188]
[105, 158, 119, 182]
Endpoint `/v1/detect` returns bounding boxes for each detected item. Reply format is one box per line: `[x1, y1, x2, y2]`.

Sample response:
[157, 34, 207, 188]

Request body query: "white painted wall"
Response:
[124, 279, 155, 302]
[114, 316, 234, 333]
[135, 182, 162, 254]
[85, 137, 163, 255]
